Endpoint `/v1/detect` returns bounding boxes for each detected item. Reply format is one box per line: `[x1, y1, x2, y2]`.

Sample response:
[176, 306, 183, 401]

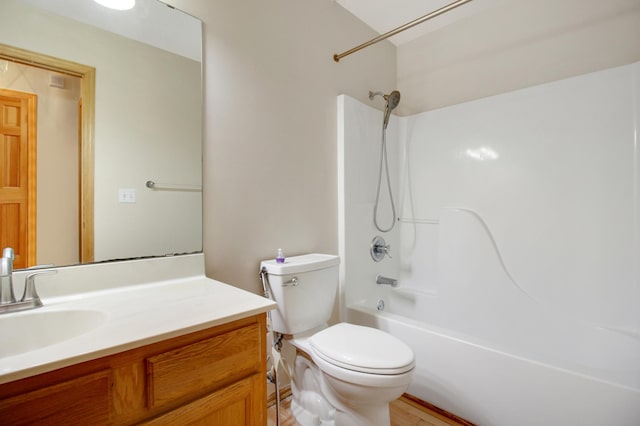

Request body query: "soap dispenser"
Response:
[276, 248, 285, 264]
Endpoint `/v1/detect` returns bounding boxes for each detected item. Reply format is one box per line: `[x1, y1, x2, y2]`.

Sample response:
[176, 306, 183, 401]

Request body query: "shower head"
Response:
[383, 90, 400, 130]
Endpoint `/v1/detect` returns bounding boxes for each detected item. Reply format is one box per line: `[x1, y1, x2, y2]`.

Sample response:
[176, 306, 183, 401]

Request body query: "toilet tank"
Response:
[261, 254, 340, 335]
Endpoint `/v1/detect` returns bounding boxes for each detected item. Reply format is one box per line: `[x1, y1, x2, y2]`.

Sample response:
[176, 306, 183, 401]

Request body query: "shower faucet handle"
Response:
[370, 236, 391, 262]
[376, 243, 391, 256]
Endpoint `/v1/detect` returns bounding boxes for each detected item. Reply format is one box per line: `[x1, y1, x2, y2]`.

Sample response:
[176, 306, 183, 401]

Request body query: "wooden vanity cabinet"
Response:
[0, 314, 267, 425]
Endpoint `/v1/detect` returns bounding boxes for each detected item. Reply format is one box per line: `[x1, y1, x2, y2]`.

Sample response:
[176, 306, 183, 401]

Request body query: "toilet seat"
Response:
[311, 347, 415, 389]
[309, 323, 415, 375]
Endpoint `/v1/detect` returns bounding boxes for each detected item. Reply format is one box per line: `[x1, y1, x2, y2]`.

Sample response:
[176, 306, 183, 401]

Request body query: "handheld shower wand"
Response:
[369, 90, 401, 130]
[369, 90, 401, 232]
[383, 91, 401, 130]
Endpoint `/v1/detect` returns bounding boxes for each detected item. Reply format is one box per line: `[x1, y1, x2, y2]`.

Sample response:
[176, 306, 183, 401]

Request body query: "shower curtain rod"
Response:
[333, 0, 473, 62]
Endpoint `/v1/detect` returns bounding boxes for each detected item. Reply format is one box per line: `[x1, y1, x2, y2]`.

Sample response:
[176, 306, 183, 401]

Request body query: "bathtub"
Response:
[337, 71, 640, 425]
[347, 290, 640, 426]
[340, 208, 640, 425]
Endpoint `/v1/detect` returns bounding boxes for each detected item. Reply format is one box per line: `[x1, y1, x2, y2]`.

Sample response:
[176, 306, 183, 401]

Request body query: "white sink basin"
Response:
[0, 309, 108, 358]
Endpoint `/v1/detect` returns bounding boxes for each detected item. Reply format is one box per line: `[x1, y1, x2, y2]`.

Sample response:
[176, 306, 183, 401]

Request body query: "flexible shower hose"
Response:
[373, 127, 396, 232]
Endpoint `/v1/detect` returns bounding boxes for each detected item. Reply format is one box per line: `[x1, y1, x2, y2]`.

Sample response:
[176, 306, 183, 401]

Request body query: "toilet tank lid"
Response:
[261, 253, 340, 275]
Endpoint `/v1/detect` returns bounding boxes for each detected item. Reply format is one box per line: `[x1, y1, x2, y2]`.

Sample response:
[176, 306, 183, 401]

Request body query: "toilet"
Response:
[261, 253, 415, 426]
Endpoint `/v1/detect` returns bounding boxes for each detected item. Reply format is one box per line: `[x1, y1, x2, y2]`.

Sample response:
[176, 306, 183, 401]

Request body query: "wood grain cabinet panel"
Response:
[0, 370, 112, 425]
[0, 314, 267, 425]
[143, 373, 264, 426]
[146, 322, 260, 409]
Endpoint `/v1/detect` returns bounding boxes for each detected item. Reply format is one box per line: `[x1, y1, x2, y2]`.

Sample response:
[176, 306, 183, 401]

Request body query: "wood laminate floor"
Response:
[267, 395, 469, 426]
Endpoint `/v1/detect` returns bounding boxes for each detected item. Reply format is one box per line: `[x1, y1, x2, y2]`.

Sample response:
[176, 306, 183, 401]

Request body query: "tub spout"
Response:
[376, 275, 397, 287]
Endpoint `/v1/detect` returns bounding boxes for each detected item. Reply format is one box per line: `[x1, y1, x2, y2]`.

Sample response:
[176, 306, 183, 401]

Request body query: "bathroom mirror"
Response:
[0, 0, 202, 269]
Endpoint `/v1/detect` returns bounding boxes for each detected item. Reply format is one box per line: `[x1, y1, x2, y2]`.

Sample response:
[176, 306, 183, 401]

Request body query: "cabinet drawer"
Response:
[146, 322, 260, 408]
[0, 370, 112, 425]
[142, 373, 263, 425]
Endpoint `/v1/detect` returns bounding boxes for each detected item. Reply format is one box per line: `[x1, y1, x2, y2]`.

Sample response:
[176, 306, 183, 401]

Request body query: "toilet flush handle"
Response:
[282, 277, 299, 287]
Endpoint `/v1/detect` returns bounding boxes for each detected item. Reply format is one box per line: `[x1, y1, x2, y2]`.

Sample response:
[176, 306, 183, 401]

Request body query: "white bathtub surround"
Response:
[338, 61, 640, 425]
[348, 206, 640, 424]
[337, 95, 401, 315]
[0, 254, 276, 384]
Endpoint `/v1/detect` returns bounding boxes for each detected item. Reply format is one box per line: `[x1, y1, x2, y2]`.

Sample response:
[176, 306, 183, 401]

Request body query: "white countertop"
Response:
[0, 262, 276, 384]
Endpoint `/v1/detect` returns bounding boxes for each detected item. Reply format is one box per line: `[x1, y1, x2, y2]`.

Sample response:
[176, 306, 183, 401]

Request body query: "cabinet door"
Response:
[0, 370, 112, 425]
[143, 373, 264, 426]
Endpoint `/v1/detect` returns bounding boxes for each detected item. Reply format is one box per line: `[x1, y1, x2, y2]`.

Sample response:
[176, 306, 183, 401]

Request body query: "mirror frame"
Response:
[0, 42, 95, 263]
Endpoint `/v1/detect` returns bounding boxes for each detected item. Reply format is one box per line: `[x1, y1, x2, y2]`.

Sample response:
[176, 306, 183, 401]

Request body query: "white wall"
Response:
[91, 35, 201, 262]
[163, 0, 640, 296]
[165, 0, 397, 293]
[398, 0, 640, 114]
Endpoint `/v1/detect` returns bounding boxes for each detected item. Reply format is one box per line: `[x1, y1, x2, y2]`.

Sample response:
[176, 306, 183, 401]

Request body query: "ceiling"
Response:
[336, 0, 505, 46]
[17, 0, 201, 60]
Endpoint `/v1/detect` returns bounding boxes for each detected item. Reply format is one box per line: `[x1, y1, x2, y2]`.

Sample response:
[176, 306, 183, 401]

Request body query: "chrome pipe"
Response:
[333, 0, 473, 62]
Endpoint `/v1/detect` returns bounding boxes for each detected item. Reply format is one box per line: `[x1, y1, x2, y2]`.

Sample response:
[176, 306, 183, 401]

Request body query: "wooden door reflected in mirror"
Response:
[0, 45, 95, 268]
[0, 88, 36, 269]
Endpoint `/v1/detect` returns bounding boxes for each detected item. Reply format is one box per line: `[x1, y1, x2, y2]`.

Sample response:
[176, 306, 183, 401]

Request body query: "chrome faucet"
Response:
[0, 248, 16, 304]
[0, 247, 57, 314]
[376, 275, 397, 287]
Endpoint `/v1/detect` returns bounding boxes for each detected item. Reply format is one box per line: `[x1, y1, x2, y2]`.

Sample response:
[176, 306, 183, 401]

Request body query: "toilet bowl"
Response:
[261, 254, 415, 426]
[291, 323, 414, 425]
